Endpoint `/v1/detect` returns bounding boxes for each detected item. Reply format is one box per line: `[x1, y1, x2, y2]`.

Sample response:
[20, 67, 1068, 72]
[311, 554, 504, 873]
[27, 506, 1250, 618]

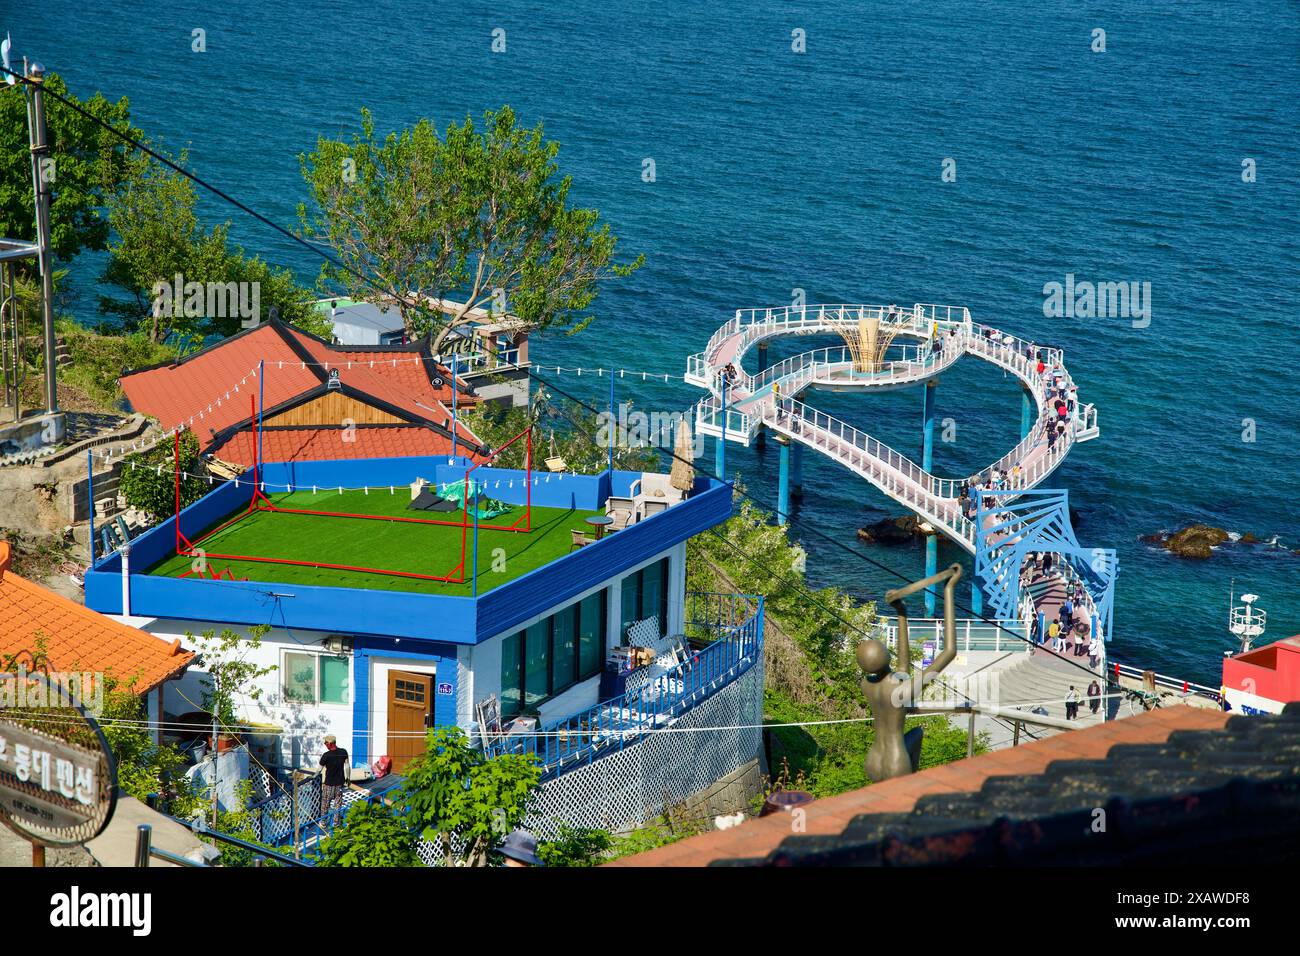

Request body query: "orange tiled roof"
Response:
[119, 321, 481, 461]
[607, 707, 1232, 867]
[217, 425, 463, 465]
[0, 543, 194, 693]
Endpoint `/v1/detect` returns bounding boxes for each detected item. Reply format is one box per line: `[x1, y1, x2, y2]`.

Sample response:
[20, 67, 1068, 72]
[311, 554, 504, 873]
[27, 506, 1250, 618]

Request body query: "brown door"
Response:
[387, 671, 434, 772]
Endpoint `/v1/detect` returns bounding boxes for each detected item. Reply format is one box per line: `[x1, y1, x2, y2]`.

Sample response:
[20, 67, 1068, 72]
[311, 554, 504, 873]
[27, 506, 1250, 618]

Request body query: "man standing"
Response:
[319, 734, 350, 828]
[1087, 679, 1102, 715]
[1065, 686, 1080, 720]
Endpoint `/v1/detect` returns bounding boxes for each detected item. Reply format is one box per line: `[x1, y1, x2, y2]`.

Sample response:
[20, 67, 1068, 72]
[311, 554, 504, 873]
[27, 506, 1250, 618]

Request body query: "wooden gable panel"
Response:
[265, 391, 407, 427]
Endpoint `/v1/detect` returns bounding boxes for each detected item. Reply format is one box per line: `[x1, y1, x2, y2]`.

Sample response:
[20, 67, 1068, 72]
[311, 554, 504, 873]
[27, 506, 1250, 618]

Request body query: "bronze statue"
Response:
[858, 563, 963, 782]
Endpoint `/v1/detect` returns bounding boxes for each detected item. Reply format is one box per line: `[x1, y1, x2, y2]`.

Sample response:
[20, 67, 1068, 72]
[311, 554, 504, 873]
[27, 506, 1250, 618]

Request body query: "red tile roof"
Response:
[0, 543, 194, 693]
[119, 321, 484, 467]
[606, 708, 1232, 867]
[217, 426, 462, 464]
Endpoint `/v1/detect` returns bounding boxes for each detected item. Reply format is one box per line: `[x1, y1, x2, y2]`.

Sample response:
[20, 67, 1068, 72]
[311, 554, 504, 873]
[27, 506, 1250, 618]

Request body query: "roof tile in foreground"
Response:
[0, 543, 194, 693]
[606, 708, 1239, 867]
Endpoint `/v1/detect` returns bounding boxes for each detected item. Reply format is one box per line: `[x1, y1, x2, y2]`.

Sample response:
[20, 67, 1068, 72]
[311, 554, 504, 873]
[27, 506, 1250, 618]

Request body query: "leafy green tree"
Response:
[118, 427, 208, 521]
[299, 106, 642, 347]
[0, 73, 138, 260]
[101, 149, 330, 342]
[98, 674, 200, 819]
[396, 726, 540, 867]
[315, 800, 422, 867]
[188, 624, 275, 731]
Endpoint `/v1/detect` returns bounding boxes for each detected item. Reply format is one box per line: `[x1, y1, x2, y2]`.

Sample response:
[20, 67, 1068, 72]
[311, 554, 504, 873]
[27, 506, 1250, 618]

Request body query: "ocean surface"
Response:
[18, 0, 1300, 683]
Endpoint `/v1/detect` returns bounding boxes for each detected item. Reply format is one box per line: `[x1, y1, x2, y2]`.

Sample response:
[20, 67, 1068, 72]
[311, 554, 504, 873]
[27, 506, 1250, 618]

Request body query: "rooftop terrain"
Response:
[147, 488, 600, 596]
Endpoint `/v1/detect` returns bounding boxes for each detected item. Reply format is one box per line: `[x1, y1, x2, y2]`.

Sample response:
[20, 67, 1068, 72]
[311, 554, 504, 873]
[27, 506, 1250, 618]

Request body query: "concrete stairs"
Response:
[987, 650, 1112, 738]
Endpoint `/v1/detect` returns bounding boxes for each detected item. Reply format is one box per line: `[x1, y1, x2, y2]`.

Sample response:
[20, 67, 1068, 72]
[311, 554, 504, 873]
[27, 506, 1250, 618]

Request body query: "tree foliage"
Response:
[0, 73, 138, 260]
[396, 726, 541, 867]
[315, 800, 422, 868]
[537, 824, 614, 867]
[100, 149, 330, 342]
[299, 106, 642, 346]
[118, 427, 208, 521]
[188, 624, 275, 730]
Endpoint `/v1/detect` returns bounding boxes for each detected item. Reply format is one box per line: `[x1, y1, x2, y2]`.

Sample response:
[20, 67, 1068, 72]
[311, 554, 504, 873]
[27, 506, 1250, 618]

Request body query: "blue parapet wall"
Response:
[84, 455, 731, 646]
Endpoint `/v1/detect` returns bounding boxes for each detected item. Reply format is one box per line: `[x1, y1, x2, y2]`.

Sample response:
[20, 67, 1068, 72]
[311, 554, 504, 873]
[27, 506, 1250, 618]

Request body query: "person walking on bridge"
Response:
[1087, 679, 1101, 715]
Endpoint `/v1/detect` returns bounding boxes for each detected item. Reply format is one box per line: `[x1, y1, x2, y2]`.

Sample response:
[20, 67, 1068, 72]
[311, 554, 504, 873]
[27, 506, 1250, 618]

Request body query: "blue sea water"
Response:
[16, 0, 1299, 684]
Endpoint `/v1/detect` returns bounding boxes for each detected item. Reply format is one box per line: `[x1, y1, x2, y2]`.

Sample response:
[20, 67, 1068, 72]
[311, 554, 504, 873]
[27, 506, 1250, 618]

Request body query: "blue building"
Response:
[84, 453, 765, 844]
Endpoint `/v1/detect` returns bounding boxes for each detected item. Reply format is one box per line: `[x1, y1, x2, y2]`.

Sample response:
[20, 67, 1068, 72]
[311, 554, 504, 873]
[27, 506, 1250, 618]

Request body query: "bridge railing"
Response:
[766, 396, 976, 544]
[881, 617, 1031, 653]
[694, 393, 755, 443]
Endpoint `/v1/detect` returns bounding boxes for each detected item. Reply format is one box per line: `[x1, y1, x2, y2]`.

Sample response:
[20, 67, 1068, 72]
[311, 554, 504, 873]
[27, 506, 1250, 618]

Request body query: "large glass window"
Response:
[579, 592, 605, 677]
[500, 591, 608, 718]
[524, 621, 549, 710]
[283, 652, 350, 705]
[618, 557, 672, 641]
[551, 605, 578, 694]
[500, 633, 521, 718]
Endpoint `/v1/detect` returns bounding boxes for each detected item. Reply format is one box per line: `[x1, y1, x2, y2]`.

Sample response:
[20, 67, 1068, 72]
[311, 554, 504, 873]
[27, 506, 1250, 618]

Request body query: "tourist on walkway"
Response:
[1065, 686, 1080, 720]
[1087, 680, 1101, 715]
[1088, 635, 1101, 669]
[319, 734, 350, 828]
[1047, 619, 1062, 652]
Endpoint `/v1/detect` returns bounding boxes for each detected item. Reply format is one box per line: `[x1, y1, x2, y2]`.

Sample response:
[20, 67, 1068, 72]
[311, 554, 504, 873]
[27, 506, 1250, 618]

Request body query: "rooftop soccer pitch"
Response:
[147, 487, 602, 596]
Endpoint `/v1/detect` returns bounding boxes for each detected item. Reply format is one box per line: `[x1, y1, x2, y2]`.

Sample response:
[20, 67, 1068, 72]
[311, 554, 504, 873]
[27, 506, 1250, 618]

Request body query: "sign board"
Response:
[0, 674, 117, 846]
[437, 682, 454, 696]
[921, 641, 936, 669]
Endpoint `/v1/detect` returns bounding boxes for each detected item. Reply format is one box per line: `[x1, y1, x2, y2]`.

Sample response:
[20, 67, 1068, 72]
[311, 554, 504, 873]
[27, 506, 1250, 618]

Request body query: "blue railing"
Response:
[487, 591, 764, 779]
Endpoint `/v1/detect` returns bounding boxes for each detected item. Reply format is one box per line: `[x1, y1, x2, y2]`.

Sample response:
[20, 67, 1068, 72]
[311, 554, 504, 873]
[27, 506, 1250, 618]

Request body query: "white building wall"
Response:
[113, 616, 356, 773]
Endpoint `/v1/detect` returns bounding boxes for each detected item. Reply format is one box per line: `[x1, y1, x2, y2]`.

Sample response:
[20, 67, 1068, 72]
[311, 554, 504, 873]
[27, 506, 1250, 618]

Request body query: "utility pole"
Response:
[23, 59, 64, 440]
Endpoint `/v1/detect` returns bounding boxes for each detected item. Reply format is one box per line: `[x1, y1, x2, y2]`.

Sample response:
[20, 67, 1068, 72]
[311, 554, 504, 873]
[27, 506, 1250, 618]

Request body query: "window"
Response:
[500, 590, 608, 719]
[619, 557, 671, 639]
[283, 652, 350, 705]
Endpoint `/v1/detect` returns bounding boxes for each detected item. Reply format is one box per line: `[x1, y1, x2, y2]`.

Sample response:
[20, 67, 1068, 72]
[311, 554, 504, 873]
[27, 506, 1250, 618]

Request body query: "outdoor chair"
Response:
[605, 495, 636, 530]
[570, 529, 594, 551]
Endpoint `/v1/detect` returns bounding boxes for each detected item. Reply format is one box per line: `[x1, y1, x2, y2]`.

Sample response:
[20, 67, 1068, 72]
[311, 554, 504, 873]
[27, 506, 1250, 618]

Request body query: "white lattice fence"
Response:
[524, 661, 764, 839]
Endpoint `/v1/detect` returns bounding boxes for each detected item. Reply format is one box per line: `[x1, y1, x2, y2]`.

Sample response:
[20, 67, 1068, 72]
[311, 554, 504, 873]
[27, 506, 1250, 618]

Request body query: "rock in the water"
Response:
[1239, 532, 1260, 544]
[858, 515, 928, 545]
[1163, 524, 1230, 559]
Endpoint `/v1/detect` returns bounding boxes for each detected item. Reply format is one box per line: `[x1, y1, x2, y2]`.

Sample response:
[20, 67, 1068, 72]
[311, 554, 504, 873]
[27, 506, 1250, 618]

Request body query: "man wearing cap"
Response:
[319, 735, 349, 828]
[499, 829, 544, 867]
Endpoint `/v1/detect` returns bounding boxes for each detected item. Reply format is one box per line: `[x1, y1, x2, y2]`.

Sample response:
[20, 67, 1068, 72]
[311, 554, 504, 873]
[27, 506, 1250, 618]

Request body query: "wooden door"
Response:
[387, 671, 434, 772]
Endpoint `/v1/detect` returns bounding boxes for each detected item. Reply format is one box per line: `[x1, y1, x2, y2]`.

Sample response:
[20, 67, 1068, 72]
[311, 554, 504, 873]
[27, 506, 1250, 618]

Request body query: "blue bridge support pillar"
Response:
[756, 341, 770, 450]
[715, 380, 728, 480]
[971, 579, 983, 617]
[790, 442, 803, 499]
[1021, 387, 1033, 439]
[922, 379, 937, 615]
[776, 438, 790, 526]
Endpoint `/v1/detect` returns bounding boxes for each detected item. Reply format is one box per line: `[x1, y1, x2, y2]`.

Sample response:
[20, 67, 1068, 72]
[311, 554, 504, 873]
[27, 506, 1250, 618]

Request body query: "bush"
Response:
[118, 427, 208, 520]
[316, 801, 422, 867]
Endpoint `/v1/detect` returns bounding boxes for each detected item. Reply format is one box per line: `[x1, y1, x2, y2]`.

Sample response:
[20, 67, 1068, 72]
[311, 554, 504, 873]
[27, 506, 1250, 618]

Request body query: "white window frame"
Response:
[281, 649, 351, 708]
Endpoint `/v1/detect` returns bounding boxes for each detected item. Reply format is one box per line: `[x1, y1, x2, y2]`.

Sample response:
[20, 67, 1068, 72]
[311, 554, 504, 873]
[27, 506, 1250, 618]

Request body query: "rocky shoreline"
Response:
[1141, 523, 1296, 560]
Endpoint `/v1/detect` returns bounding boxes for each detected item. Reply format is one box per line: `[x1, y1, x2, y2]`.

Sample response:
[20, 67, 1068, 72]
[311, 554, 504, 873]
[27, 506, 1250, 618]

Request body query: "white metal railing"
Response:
[764, 395, 978, 548]
[881, 618, 1031, 654]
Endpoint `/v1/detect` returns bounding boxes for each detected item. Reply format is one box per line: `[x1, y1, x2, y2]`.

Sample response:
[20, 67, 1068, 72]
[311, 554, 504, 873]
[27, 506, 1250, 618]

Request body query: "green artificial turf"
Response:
[148, 488, 602, 596]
